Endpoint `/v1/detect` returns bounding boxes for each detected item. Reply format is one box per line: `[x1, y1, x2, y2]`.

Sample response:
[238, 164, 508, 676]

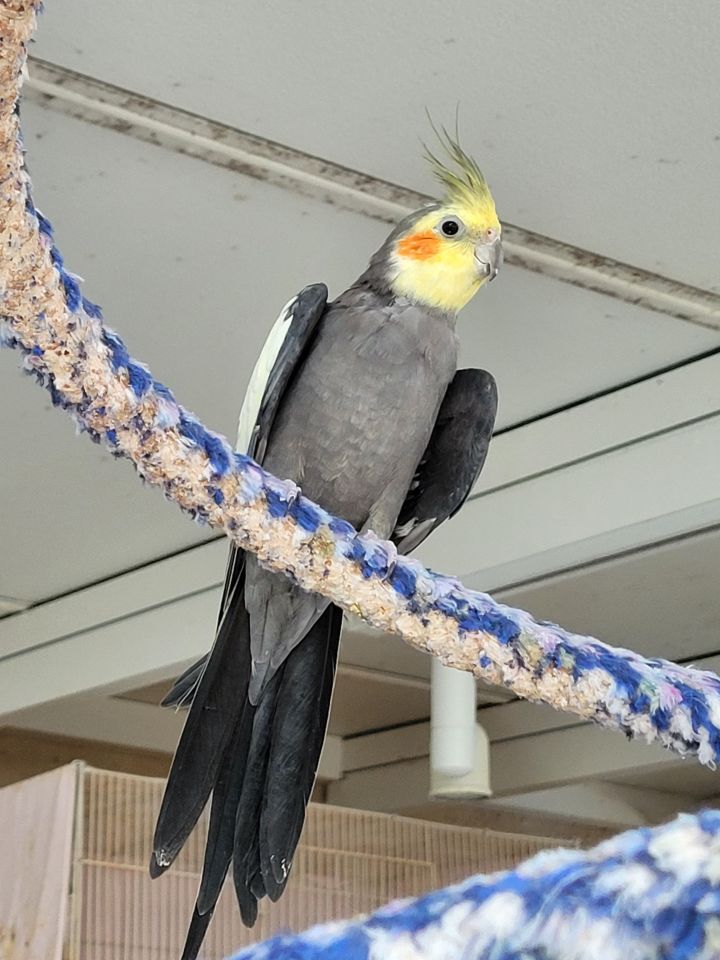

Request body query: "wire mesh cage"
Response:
[0, 762, 568, 960]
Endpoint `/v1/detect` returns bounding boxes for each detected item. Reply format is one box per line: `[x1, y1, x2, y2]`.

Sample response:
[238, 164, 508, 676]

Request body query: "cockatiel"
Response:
[152, 132, 502, 959]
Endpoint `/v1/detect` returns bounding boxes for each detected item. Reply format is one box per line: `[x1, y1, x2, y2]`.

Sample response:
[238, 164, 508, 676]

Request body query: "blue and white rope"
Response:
[229, 811, 720, 960]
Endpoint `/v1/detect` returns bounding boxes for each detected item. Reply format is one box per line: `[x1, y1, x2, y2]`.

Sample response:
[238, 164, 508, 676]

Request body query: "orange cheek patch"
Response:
[396, 230, 441, 260]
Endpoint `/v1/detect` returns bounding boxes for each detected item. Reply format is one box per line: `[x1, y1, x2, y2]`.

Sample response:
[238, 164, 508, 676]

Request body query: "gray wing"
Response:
[246, 284, 329, 463]
[392, 368, 497, 554]
[216, 284, 329, 629]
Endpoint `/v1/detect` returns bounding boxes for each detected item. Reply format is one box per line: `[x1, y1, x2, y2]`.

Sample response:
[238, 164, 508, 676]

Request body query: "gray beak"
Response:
[474, 236, 503, 282]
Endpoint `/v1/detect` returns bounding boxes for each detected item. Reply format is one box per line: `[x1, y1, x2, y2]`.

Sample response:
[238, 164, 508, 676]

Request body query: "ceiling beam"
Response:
[476, 353, 720, 495]
[425, 408, 720, 587]
[343, 723, 431, 774]
[493, 782, 694, 827]
[6, 695, 184, 754]
[26, 58, 720, 332]
[0, 587, 220, 715]
[489, 723, 673, 795]
[341, 708, 678, 788]
[0, 539, 225, 662]
[0, 596, 27, 617]
[327, 725, 678, 813]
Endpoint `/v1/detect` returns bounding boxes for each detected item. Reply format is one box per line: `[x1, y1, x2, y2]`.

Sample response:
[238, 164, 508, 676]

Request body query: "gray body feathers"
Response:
[246, 284, 457, 700]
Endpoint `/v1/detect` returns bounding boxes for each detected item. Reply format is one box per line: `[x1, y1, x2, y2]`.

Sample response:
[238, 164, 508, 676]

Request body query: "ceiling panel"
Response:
[608, 762, 720, 800]
[32, 0, 720, 290]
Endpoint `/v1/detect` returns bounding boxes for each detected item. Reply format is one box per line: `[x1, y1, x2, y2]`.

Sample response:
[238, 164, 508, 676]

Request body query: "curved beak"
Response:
[474, 236, 503, 282]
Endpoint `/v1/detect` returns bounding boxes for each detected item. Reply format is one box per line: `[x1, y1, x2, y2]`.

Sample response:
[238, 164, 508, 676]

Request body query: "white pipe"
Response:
[430, 659, 476, 778]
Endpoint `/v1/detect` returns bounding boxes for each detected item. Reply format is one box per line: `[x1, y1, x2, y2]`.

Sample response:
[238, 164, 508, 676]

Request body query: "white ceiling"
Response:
[33, 0, 720, 291]
[1, 0, 719, 828]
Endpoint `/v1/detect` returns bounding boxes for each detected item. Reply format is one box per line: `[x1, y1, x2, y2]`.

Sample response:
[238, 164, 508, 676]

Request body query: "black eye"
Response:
[440, 218, 462, 237]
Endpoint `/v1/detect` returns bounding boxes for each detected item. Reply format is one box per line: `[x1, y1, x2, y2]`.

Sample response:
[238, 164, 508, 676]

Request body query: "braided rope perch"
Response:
[2, 4, 720, 957]
[228, 812, 720, 960]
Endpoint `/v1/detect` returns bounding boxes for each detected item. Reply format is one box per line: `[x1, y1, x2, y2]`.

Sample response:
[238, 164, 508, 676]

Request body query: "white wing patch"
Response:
[236, 296, 297, 454]
[394, 517, 436, 554]
[393, 518, 417, 539]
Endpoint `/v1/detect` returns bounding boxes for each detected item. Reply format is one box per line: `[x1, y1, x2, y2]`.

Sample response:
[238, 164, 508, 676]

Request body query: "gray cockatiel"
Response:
[151, 134, 502, 960]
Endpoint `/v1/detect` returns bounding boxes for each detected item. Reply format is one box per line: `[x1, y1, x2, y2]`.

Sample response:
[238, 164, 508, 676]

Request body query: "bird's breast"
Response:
[261, 305, 457, 533]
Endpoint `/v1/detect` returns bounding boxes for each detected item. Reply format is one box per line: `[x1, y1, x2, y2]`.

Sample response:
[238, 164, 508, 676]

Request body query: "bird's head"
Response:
[380, 132, 501, 314]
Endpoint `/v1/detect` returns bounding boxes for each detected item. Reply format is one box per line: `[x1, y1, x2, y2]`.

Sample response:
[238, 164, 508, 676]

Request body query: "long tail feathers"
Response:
[160, 656, 207, 708]
[195, 702, 254, 914]
[179, 908, 214, 960]
[151, 565, 250, 878]
[261, 607, 341, 899]
[234, 605, 342, 911]
[156, 591, 342, 960]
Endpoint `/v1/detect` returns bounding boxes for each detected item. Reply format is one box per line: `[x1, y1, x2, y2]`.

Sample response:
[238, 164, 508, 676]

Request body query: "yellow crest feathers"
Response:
[422, 117, 494, 213]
